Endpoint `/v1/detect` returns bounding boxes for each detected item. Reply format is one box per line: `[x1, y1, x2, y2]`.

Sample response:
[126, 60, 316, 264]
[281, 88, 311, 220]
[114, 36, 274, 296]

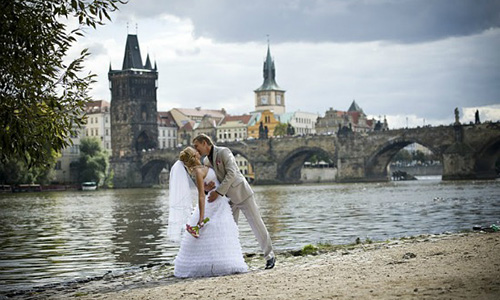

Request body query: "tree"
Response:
[393, 149, 412, 163]
[273, 123, 288, 137]
[0, 153, 57, 185]
[412, 150, 426, 163]
[76, 137, 110, 186]
[0, 0, 125, 168]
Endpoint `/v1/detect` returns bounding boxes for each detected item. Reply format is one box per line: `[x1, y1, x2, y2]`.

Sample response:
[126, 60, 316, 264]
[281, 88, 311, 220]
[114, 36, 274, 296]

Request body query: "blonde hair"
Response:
[179, 146, 199, 171]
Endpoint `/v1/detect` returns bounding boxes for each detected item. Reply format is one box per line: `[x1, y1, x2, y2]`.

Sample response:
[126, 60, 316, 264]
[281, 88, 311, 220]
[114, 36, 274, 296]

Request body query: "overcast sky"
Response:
[74, 0, 500, 128]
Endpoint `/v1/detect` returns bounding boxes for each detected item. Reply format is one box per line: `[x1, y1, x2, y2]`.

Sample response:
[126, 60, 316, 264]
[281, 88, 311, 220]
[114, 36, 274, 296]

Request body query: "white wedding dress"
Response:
[173, 168, 248, 277]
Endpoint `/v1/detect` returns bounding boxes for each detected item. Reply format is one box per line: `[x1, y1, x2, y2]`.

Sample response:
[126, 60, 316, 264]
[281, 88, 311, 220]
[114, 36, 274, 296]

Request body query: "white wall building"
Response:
[84, 100, 112, 151]
[279, 111, 319, 135]
[158, 111, 178, 149]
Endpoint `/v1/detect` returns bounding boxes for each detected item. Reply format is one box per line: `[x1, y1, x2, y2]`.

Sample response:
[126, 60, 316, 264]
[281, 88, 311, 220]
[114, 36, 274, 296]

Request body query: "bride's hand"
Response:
[204, 181, 215, 192]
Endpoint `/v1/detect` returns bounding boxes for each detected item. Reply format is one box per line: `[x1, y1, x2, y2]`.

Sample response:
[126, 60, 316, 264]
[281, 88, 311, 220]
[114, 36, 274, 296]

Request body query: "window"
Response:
[276, 95, 281, 105]
[261, 96, 268, 105]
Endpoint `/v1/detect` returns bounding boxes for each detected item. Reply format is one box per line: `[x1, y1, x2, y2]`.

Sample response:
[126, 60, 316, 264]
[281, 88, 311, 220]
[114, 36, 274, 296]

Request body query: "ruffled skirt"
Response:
[174, 196, 248, 278]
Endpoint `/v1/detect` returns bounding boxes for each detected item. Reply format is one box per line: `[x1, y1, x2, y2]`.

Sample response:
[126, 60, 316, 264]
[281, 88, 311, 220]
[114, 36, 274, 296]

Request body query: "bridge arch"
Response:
[141, 159, 169, 186]
[474, 136, 500, 179]
[277, 146, 336, 183]
[365, 137, 442, 179]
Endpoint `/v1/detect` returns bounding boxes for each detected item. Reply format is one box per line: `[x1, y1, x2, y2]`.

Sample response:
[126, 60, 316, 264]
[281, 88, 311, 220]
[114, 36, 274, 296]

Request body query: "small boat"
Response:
[81, 182, 97, 191]
[13, 184, 42, 192]
[0, 185, 12, 193]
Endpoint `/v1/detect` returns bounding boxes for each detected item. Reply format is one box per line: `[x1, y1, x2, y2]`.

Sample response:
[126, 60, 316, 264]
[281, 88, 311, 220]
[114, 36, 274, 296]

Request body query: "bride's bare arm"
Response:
[193, 167, 206, 226]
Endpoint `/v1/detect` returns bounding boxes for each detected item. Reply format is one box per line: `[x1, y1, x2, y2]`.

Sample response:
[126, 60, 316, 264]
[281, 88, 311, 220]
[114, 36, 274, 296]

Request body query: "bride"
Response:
[168, 146, 248, 278]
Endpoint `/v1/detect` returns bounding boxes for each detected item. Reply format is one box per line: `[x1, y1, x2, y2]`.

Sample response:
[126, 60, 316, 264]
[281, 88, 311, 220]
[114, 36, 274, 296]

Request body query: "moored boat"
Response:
[81, 182, 97, 191]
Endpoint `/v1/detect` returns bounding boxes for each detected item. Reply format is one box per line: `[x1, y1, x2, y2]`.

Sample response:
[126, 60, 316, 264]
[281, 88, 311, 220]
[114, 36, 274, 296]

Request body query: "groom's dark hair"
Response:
[193, 134, 213, 146]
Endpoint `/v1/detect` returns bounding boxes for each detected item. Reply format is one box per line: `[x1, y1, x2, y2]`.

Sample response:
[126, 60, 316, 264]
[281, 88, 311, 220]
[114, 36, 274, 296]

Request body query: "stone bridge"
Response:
[111, 122, 500, 187]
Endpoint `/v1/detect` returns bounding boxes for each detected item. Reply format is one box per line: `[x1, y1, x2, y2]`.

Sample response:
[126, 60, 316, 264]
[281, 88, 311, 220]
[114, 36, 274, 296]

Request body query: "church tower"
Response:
[254, 43, 286, 114]
[109, 34, 158, 158]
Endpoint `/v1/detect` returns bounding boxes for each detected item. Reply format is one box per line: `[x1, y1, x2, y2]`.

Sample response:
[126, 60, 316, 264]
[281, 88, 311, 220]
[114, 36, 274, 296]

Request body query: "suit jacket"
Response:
[203, 145, 253, 204]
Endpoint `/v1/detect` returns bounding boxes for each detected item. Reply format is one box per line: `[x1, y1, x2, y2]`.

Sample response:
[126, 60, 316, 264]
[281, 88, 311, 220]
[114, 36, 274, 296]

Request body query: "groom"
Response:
[192, 134, 276, 269]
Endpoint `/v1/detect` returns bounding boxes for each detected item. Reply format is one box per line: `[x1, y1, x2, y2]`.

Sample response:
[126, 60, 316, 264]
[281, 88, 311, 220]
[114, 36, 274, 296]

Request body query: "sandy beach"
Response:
[75, 231, 499, 300]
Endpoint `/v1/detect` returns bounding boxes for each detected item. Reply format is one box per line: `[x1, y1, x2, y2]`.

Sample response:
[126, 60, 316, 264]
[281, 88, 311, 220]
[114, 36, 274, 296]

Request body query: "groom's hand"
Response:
[204, 181, 215, 192]
[207, 190, 218, 202]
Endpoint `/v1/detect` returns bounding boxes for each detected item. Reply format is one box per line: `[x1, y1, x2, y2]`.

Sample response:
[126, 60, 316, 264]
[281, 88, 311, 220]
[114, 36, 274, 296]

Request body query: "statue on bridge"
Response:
[259, 122, 269, 139]
[286, 123, 295, 136]
[454, 107, 460, 125]
[475, 109, 481, 125]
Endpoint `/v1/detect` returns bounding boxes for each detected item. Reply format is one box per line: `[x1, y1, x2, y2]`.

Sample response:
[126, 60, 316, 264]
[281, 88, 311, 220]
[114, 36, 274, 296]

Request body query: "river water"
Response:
[1, 178, 499, 295]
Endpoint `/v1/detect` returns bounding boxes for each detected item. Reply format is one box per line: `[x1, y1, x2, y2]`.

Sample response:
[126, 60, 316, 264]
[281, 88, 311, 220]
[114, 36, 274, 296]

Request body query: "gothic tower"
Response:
[254, 43, 286, 114]
[109, 34, 158, 158]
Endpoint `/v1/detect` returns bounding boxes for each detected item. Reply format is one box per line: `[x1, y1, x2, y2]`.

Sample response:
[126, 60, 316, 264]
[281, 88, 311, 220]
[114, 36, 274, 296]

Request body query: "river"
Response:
[1, 177, 499, 295]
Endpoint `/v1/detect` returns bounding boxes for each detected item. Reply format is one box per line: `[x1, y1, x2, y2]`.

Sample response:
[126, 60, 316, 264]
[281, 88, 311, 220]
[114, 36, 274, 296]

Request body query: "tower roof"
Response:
[122, 34, 144, 70]
[255, 45, 283, 92]
[144, 53, 152, 69]
[348, 100, 363, 113]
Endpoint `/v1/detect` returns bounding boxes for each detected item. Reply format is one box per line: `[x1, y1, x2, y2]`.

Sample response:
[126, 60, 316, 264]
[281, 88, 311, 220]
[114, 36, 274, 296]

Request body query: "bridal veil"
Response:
[167, 160, 196, 243]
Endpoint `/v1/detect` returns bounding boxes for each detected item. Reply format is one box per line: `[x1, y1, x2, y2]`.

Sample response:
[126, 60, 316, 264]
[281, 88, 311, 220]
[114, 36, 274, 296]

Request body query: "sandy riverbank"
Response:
[76, 232, 499, 300]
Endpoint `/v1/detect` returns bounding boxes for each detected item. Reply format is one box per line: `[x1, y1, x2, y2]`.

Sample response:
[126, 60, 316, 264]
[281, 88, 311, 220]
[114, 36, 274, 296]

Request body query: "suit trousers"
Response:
[230, 194, 274, 261]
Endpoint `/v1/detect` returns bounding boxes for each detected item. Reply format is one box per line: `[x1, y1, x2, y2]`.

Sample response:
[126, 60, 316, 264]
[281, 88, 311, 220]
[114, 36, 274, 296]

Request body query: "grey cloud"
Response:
[87, 42, 108, 57]
[119, 0, 500, 43]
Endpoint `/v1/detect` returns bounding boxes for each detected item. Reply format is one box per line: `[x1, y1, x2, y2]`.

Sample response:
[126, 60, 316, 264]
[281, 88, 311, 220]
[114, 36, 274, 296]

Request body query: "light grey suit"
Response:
[204, 145, 274, 260]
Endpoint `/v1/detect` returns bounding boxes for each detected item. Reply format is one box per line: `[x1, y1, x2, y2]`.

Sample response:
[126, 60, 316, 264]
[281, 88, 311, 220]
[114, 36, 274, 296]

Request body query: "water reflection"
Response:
[0, 179, 499, 294]
[110, 189, 165, 265]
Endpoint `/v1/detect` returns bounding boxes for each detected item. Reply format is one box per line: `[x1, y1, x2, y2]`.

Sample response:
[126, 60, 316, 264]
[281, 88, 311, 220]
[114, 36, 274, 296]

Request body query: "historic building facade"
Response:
[158, 111, 178, 149]
[247, 110, 281, 138]
[279, 111, 319, 135]
[85, 100, 112, 151]
[316, 100, 388, 135]
[216, 114, 252, 142]
[169, 107, 226, 146]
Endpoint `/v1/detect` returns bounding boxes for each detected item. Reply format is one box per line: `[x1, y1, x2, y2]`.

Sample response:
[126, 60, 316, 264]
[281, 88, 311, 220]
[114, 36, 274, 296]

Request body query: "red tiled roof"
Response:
[158, 111, 177, 127]
[220, 114, 253, 125]
[180, 120, 195, 131]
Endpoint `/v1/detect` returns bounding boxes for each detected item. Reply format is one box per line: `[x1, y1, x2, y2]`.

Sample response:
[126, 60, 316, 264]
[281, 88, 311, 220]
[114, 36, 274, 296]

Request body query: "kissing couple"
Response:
[167, 134, 276, 278]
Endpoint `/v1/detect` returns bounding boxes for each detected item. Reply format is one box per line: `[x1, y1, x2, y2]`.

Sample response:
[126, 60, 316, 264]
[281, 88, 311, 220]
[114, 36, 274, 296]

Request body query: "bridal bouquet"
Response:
[186, 217, 210, 238]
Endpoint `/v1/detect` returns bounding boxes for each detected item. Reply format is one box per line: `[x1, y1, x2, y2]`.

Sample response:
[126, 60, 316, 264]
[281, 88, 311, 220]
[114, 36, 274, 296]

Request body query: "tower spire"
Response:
[256, 39, 280, 91]
[144, 53, 152, 69]
[122, 34, 144, 70]
[254, 40, 286, 114]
